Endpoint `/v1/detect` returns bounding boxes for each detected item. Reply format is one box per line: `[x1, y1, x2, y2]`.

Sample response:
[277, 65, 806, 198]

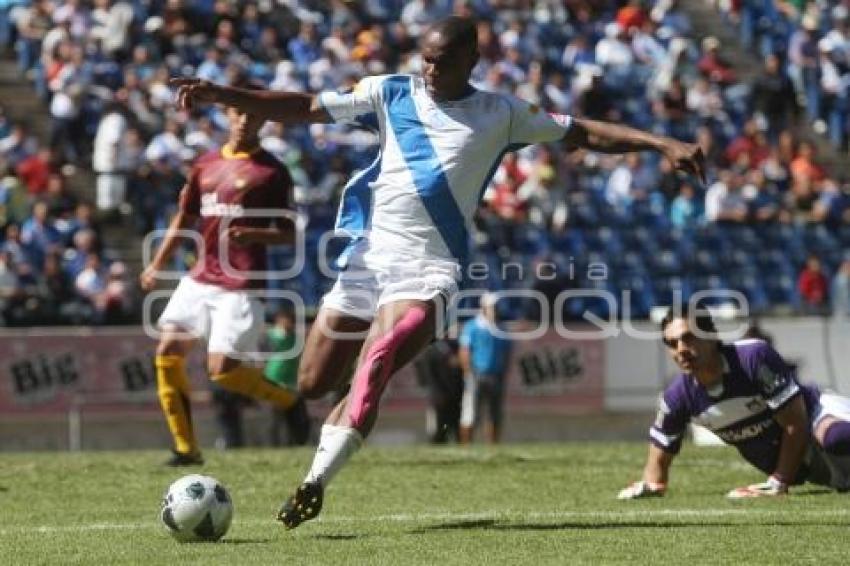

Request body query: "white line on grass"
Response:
[2, 508, 849, 536]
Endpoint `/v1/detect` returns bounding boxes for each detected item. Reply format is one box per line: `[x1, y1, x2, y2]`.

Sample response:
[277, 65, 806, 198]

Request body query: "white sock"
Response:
[304, 424, 363, 487]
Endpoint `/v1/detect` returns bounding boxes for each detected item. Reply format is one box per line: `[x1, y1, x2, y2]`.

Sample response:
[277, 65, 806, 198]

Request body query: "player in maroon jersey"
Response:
[140, 98, 303, 466]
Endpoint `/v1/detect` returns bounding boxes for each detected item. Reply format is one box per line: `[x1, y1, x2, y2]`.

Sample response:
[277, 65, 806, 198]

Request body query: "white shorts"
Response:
[158, 276, 264, 357]
[321, 247, 460, 321]
[812, 392, 850, 428]
[808, 392, 850, 490]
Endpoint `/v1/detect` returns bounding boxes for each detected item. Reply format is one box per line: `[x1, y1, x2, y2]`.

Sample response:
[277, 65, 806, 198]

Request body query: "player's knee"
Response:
[296, 363, 332, 399]
[156, 340, 184, 357]
[207, 355, 239, 377]
[819, 419, 850, 456]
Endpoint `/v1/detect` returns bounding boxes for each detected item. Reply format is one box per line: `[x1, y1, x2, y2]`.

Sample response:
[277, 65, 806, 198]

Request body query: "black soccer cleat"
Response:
[164, 450, 204, 467]
[277, 481, 323, 530]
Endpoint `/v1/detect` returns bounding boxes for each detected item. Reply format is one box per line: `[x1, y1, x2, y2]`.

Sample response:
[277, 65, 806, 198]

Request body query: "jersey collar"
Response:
[221, 144, 261, 160]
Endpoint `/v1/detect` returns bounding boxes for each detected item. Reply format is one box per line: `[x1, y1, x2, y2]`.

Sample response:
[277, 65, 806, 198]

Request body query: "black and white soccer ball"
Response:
[160, 474, 233, 542]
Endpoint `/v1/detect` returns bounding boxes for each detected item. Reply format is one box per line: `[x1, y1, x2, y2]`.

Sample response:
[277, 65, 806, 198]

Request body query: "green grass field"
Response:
[0, 443, 847, 565]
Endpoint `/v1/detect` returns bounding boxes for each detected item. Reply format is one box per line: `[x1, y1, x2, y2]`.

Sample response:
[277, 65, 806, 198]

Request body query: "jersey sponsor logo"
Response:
[715, 417, 774, 443]
[200, 193, 245, 217]
[757, 365, 787, 396]
[746, 397, 767, 413]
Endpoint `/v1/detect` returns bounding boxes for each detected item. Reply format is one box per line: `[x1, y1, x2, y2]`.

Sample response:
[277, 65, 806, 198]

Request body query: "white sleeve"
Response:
[506, 95, 573, 145]
[317, 75, 385, 123]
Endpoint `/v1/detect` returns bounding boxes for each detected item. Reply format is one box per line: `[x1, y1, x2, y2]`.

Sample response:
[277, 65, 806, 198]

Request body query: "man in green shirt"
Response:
[265, 309, 311, 445]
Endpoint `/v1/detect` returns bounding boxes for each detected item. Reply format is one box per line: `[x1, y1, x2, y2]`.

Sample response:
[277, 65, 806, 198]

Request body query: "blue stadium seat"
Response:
[575, 276, 616, 321]
[584, 227, 624, 256]
[647, 249, 683, 277]
[728, 272, 769, 313]
[726, 226, 765, 256]
[722, 249, 755, 271]
[837, 225, 850, 248]
[551, 229, 586, 257]
[763, 275, 801, 310]
[621, 226, 657, 255]
[611, 251, 647, 277]
[756, 249, 795, 278]
[691, 224, 729, 255]
[652, 276, 692, 306]
[803, 225, 841, 255]
[761, 223, 803, 253]
[651, 226, 688, 256]
[691, 249, 722, 276]
[616, 273, 655, 319]
[692, 275, 731, 306]
[515, 225, 551, 256]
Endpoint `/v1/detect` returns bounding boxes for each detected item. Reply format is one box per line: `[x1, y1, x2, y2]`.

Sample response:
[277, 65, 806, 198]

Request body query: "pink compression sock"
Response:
[347, 305, 428, 429]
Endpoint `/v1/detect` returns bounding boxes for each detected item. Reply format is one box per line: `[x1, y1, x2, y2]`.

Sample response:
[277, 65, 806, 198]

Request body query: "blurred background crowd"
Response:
[0, 0, 849, 327]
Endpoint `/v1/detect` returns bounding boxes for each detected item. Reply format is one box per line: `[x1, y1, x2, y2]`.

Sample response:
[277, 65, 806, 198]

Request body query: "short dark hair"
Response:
[660, 302, 718, 342]
[429, 16, 478, 52]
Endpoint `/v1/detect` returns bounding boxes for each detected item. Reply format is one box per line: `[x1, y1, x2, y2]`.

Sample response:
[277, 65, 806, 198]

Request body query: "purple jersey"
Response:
[651, 339, 820, 478]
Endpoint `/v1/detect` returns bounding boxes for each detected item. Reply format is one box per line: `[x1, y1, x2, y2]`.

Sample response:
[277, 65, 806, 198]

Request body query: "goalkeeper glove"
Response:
[726, 475, 788, 499]
[617, 480, 667, 500]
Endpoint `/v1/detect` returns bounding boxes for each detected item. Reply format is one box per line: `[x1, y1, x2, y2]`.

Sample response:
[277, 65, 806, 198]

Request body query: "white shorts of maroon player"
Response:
[158, 276, 264, 356]
[321, 247, 460, 322]
[807, 392, 850, 491]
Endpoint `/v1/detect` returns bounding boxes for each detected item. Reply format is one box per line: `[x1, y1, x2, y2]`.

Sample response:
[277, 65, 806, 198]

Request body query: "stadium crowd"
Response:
[717, 0, 850, 151]
[0, 0, 849, 326]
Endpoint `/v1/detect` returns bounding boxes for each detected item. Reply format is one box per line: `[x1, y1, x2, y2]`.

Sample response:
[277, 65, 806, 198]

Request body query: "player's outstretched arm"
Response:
[140, 208, 198, 292]
[618, 444, 673, 500]
[564, 118, 706, 184]
[170, 78, 331, 125]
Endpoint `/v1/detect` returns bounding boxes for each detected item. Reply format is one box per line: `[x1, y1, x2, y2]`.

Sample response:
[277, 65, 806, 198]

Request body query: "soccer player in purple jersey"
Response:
[619, 304, 850, 499]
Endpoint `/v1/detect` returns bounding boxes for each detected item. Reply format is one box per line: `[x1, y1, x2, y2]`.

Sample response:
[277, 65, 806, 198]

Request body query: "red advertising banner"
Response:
[0, 329, 208, 415]
[504, 331, 606, 412]
[0, 329, 605, 416]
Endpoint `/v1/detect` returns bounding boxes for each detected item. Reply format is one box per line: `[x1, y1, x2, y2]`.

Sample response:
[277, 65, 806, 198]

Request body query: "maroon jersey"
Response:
[180, 146, 292, 290]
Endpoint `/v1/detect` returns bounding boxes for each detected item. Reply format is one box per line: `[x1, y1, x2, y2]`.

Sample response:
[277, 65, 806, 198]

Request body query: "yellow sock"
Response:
[211, 365, 297, 410]
[155, 355, 198, 456]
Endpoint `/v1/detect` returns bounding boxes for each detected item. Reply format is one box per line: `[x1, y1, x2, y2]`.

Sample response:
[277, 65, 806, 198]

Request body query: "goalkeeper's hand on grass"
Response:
[726, 475, 788, 499]
[617, 480, 666, 500]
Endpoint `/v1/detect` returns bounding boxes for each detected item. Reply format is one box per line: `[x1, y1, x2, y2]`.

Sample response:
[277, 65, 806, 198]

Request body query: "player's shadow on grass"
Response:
[412, 518, 850, 533]
[221, 538, 273, 544]
[793, 488, 834, 497]
[311, 534, 367, 541]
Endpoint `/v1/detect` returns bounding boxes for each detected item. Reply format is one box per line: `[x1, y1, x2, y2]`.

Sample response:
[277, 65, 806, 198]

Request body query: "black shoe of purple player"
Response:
[277, 481, 323, 530]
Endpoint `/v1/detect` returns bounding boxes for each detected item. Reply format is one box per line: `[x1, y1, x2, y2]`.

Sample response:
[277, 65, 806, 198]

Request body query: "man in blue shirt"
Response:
[459, 293, 512, 443]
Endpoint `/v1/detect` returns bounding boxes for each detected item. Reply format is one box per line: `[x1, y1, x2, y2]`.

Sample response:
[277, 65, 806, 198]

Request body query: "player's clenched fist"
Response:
[139, 264, 159, 292]
[617, 480, 666, 500]
[170, 78, 222, 111]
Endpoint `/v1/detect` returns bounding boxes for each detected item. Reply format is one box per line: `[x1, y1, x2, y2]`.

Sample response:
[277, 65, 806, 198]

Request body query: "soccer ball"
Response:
[160, 474, 233, 542]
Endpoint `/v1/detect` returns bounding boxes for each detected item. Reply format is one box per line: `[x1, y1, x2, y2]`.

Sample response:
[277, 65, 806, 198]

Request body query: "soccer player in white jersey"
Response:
[173, 16, 706, 528]
[618, 304, 850, 500]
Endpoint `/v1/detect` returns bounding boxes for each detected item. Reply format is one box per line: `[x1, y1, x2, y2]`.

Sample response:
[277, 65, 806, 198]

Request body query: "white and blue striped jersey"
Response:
[318, 74, 573, 267]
